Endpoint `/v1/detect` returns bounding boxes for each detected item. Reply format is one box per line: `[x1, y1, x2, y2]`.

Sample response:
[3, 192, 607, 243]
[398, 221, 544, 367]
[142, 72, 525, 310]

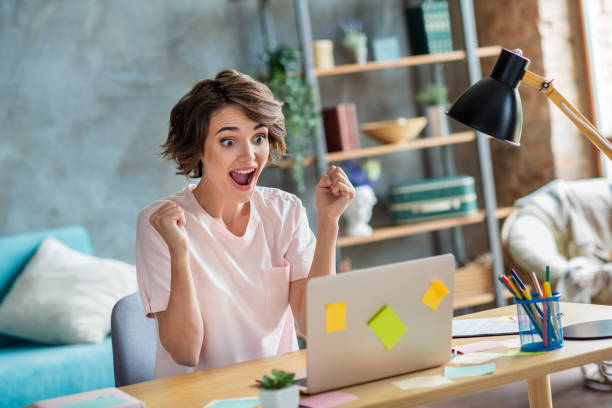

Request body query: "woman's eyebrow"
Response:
[215, 124, 265, 135]
[253, 124, 266, 130]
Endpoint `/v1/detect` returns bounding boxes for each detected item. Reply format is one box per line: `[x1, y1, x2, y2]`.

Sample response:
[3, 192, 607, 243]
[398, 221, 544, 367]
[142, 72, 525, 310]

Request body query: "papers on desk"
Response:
[392, 375, 452, 390]
[453, 340, 505, 354]
[444, 363, 496, 379]
[300, 391, 358, 408]
[449, 352, 504, 365]
[452, 317, 519, 338]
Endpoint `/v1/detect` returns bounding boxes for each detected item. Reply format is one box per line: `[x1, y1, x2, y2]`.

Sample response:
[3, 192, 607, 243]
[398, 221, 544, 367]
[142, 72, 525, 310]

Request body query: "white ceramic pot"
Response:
[349, 46, 368, 64]
[343, 184, 377, 236]
[258, 385, 300, 408]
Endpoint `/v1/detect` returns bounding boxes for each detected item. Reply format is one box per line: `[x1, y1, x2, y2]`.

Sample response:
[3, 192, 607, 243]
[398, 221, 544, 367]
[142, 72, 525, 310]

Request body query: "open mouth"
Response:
[229, 168, 255, 187]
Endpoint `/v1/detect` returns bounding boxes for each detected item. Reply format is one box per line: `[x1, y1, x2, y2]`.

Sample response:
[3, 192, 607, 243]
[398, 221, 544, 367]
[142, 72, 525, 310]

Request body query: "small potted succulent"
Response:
[255, 369, 299, 408]
[416, 84, 451, 137]
[340, 21, 368, 64]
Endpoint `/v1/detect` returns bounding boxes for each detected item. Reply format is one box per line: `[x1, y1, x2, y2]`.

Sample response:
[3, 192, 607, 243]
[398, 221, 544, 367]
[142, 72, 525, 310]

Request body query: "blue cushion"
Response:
[0, 337, 114, 408]
[0, 226, 92, 301]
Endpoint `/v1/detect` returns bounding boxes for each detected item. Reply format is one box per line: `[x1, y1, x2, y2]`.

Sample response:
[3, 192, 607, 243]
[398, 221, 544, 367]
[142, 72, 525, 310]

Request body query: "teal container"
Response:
[389, 175, 477, 223]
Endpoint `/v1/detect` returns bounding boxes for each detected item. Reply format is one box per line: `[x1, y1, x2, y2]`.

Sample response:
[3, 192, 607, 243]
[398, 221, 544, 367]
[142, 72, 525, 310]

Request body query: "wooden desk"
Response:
[117, 303, 612, 407]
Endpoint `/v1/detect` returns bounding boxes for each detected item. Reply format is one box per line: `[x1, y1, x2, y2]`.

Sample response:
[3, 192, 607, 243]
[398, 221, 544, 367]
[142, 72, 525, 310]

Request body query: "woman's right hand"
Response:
[149, 201, 188, 256]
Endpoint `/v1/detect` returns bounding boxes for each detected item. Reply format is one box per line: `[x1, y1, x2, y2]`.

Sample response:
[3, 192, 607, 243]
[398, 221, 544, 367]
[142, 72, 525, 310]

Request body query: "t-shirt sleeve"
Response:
[284, 199, 316, 281]
[135, 206, 172, 317]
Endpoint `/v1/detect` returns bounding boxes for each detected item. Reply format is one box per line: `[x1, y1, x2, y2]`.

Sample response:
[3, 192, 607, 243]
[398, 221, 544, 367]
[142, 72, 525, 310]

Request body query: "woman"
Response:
[135, 69, 354, 379]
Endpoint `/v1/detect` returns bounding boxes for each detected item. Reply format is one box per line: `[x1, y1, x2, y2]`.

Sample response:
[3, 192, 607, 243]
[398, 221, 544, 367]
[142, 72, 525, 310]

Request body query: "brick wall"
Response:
[473, 0, 597, 206]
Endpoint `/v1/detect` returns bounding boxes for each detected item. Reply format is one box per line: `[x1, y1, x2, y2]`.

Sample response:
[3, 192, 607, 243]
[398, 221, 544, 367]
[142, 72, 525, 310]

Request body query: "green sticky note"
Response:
[61, 396, 126, 408]
[367, 305, 407, 350]
[421, 280, 450, 311]
[326, 302, 346, 332]
[504, 349, 546, 357]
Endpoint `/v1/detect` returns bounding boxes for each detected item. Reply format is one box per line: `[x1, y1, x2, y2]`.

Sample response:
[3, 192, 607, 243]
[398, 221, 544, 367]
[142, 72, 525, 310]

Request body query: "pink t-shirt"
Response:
[135, 185, 315, 378]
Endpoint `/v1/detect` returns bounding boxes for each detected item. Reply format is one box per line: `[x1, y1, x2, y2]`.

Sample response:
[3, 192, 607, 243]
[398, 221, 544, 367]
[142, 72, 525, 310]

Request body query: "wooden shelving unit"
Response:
[276, 131, 476, 168]
[337, 207, 514, 248]
[315, 46, 501, 77]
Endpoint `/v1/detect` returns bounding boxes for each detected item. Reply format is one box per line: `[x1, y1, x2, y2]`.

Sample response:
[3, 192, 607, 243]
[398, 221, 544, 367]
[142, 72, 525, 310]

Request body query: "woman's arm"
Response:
[290, 166, 354, 336]
[149, 202, 204, 367]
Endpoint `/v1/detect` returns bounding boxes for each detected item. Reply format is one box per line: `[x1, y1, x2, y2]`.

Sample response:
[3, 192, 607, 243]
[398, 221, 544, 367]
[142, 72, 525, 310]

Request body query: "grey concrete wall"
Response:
[1, 0, 483, 268]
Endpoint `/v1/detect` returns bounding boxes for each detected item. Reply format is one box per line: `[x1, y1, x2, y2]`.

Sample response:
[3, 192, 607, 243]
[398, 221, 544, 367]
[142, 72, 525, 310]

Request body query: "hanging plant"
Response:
[260, 43, 318, 193]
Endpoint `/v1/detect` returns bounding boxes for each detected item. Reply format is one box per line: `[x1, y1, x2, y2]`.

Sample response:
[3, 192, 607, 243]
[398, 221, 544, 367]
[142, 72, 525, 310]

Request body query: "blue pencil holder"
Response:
[514, 292, 563, 352]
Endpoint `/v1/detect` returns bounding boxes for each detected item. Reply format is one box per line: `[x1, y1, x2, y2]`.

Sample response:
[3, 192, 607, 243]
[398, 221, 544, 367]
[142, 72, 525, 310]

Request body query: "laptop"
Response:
[298, 253, 454, 394]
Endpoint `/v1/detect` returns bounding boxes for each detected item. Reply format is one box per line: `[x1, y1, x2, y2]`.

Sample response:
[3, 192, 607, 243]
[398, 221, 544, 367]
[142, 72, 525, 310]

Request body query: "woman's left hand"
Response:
[315, 165, 355, 223]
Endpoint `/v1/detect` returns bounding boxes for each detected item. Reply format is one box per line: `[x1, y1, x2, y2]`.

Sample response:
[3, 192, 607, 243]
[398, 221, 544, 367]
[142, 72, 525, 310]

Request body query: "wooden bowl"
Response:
[360, 117, 427, 143]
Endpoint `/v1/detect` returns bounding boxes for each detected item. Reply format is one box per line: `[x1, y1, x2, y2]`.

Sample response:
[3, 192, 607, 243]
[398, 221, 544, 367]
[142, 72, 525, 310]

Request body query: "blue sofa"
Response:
[0, 226, 115, 408]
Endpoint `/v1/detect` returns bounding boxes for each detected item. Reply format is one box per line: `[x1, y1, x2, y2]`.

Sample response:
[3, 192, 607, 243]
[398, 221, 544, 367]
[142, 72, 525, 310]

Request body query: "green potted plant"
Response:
[255, 369, 299, 408]
[416, 83, 451, 137]
[340, 21, 368, 64]
[260, 43, 318, 193]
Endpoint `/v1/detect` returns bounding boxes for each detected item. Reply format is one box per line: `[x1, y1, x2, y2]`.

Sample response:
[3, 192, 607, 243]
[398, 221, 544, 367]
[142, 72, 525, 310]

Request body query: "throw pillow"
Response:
[0, 237, 138, 344]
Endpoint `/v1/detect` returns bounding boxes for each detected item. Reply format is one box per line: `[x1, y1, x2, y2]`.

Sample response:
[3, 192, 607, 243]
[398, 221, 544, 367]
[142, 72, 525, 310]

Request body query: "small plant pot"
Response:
[258, 385, 300, 408]
[348, 46, 368, 64]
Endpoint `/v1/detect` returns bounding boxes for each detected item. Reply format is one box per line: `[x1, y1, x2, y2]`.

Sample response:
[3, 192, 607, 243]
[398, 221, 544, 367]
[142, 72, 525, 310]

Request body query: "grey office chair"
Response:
[111, 292, 156, 386]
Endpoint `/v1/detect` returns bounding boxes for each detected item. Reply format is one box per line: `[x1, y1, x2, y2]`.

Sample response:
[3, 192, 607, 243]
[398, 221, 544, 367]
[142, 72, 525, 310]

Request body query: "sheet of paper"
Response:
[392, 375, 452, 390]
[449, 352, 504, 365]
[300, 391, 358, 408]
[326, 302, 346, 332]
[421, 280, 450, 310]
[367, 305, 407, 350]
[444, 363, 496, 379]
[504, 349, 546, 357]
[498, 337, 522, 349]
[492, 315, 516, 322]
[454, 340, 505, 354]
[61, 396, 127, 408]
[452, 318, 519, 337]
[203, 397, 260, 408]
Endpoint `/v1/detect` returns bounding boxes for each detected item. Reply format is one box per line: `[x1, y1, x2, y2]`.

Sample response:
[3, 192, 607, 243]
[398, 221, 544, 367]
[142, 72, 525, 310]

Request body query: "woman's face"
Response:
[200, 105, 270, 204]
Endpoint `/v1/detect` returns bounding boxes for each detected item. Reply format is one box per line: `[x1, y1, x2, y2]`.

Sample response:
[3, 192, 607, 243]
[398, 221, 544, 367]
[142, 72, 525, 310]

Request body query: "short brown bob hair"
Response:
[161, 69, 286, 179]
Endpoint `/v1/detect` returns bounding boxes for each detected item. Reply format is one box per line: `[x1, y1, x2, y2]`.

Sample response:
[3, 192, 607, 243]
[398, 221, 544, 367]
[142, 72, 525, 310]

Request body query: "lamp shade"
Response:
[447, 48, 530, 145]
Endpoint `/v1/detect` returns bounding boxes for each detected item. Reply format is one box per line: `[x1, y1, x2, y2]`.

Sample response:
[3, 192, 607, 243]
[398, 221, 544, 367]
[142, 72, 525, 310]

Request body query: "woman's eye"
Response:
[220, 138, 235, 147]
[254, 134, 267, 144]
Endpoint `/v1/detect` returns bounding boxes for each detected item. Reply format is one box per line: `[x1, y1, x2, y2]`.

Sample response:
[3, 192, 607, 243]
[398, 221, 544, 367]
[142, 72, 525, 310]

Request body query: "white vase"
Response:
[426, 104, 450, 137]
[349, 46, 368, 65]
[343, 184, 377, 237]
[258, 385, 300, 408]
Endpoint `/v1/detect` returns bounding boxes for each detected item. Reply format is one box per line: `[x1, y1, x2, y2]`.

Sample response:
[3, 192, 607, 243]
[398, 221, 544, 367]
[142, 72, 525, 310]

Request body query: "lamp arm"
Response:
[521, 70, 612, 161]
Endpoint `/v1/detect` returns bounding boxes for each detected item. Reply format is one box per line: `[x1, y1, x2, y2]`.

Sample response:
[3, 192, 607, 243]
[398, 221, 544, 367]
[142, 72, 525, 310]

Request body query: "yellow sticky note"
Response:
[367, 305, 407, 350]
[421, 280, 450, 311]
[326, 302, 346, 332]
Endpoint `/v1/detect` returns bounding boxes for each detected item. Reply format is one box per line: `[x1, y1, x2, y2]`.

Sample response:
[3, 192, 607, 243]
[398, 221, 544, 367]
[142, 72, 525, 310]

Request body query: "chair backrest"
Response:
[111, 293, 156, 386]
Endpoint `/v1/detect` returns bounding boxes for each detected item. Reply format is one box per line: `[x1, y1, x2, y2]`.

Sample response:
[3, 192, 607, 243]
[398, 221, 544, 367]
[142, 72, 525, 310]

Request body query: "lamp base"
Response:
[563, 319, 612, 340]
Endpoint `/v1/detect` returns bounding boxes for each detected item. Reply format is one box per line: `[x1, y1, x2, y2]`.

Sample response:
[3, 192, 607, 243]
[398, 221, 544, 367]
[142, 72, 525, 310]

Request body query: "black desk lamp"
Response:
[447, 48, 612, 160]
[447, 48, 612, 340]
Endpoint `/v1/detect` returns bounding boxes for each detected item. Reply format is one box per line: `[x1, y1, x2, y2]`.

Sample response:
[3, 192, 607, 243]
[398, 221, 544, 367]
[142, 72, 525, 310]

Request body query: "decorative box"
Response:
[389, 175, 478, 223]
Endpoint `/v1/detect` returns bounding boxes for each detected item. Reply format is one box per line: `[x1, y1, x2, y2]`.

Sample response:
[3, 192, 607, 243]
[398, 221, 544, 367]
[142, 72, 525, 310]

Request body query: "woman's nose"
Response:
[239, 141, 256, 160]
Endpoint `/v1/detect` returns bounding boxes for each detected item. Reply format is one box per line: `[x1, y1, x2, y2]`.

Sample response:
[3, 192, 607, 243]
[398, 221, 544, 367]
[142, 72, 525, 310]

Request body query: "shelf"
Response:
[315, 46, 502, 77]
[275, 131, 476, 169]
[326, 131, 476, 162]
[337, 207, 515, 248]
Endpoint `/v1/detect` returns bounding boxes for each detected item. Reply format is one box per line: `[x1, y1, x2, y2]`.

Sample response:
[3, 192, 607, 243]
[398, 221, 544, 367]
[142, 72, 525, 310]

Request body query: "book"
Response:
[322, 103, 360, 152]
[34, 387, 145, 408]
[405, 0, 453, 55]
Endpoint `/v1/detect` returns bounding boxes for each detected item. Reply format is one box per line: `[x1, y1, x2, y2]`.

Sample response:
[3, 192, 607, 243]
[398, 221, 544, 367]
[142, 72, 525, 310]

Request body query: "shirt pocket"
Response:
[261, 265, 291, 324]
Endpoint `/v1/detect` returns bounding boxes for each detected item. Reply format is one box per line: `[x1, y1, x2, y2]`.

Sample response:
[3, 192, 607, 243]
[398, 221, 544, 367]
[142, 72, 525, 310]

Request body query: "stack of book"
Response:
[405, 0, 453, 55]
[322, 103, 360, 153]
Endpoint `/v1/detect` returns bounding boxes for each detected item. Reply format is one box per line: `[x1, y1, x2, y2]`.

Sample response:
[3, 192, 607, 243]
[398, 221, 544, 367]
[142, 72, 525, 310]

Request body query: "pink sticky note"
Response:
[453, 340, 505, 354]
[300, 391, 358, 408]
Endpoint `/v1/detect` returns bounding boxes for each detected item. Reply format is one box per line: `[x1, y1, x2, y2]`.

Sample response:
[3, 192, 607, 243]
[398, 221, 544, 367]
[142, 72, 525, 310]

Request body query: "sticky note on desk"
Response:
[444, 363, 496, 379]
[421, 280, 450, 310]
[300, 391, 358, 407]
[368, 305, 407, 350]
[449, 352, 504, 365]
[326, 302, 346, 332]
[203, 397, 260, 407]
[504, 349, 546, 357]
[392, 374, 452, 390]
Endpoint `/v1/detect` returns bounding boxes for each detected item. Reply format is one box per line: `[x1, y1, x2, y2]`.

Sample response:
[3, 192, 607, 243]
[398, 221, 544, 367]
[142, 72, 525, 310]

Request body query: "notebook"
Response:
[299, 253, 455, 394]
[34, 387, 144, 408]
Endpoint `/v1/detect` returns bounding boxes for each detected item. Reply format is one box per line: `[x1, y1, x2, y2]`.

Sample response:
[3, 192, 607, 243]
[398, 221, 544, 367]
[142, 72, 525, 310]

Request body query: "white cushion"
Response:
[0, 237, 138, 344]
